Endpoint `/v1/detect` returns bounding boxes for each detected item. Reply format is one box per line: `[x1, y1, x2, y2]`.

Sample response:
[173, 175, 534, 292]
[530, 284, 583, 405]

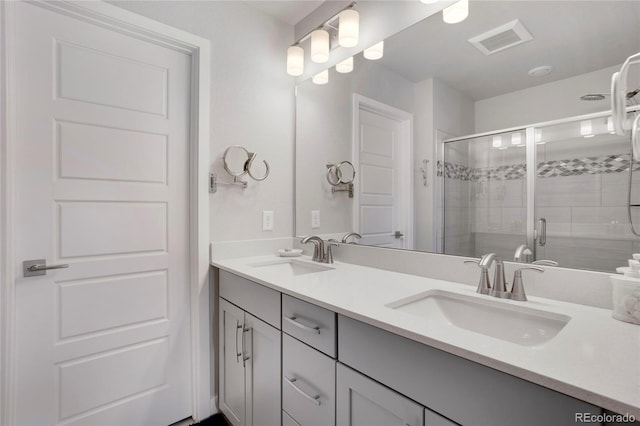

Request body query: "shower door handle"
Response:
[537, 218, 547, 246]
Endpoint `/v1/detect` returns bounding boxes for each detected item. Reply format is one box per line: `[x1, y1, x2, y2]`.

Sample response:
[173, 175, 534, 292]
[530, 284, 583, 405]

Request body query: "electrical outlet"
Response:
[311, 210, 320, 229]
[262, 210, 274, 231]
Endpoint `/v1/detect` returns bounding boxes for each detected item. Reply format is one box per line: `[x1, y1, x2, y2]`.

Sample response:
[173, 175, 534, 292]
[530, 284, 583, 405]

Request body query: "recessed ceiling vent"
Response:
[468, 19, 533, 56]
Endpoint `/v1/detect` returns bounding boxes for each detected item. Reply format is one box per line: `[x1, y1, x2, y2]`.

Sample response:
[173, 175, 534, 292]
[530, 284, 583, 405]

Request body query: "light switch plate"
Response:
[311, 210, 320, 229]
[262, 210, 274, 231]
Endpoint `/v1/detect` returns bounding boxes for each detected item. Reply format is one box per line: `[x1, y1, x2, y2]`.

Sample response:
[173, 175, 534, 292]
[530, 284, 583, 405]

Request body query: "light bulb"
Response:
[511, 133, 522, 145]
[443, 0, 469, 24]
[311, 29, 330, 63]
[580, 120, 594, 138]
[338, 9, 359, 48]
[336, 57, 354, 74]
[286, 45, 304, 76]
[312, 70, 329, 85]
[492, 136, 502, 148]
[363, 41, 384, 60]
[607, 116, 616, 134]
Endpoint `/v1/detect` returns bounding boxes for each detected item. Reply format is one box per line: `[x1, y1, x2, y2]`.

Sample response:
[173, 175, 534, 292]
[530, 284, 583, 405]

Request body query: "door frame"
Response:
[352, 94, 414, 249]
[0, 1, 212, 423]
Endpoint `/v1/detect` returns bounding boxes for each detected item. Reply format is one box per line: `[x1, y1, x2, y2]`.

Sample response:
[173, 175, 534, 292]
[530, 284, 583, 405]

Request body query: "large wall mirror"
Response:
[295, 0, 640, 273]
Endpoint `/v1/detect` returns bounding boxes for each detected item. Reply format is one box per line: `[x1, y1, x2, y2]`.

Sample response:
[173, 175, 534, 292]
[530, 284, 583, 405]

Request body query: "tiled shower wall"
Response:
[443, 132, 640, 272]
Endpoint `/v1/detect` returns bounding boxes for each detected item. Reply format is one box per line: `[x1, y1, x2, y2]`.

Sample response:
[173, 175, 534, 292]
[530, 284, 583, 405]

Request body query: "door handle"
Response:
[23, 259, 69, 277]
[537, 218, 547, 247]
[242, 326, 251, 367]
[394, 231, 404, 239]
[235, 321, 242, 363]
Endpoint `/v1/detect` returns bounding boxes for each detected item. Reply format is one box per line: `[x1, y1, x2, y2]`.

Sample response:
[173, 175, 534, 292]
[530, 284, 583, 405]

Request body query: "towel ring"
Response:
[246, 153, 270, 181]
[336, 161, 356, 184]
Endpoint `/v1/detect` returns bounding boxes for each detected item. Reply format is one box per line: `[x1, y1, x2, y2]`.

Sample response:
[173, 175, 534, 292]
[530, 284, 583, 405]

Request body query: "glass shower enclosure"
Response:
[442, 110, 640, 272]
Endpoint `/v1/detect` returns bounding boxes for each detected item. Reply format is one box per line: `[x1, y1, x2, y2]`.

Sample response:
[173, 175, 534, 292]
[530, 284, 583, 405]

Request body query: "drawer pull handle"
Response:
[284, 376, 321, 406]
[285, 315, 321, 334]
[235, 321, 242, 363]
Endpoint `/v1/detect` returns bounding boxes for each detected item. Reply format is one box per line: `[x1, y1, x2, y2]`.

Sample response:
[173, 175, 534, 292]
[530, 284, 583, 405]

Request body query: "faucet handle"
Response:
[325, 242, 338, 264]
[490, 258, 508, 297]
[464, 260, 491, 295]
[510, 266, 544, 302]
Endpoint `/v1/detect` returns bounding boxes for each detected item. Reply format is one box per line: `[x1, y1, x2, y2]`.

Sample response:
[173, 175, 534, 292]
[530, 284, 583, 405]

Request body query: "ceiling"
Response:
[244, 0, 325, 26]
[381, 1, 640, 100]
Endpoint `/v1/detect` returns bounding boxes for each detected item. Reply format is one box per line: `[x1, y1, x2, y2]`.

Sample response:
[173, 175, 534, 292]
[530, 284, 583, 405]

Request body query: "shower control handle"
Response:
[537, 218, 547, 247]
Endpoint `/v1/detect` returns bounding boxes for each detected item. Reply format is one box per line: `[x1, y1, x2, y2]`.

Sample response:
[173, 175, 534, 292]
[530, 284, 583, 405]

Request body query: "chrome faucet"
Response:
[466, 253, 543, 301]
[514, 244, 533, 263]
[301, 236, 337, 264]
[301, 236, 325, 262]
[342, 232, 362, 244]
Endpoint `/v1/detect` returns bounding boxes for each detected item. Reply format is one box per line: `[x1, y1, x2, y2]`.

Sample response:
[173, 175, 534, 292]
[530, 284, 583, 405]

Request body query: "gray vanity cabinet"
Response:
[338, 315, 601, 426]
[336, 363, 424, 426]
[219, 272, 281, 426]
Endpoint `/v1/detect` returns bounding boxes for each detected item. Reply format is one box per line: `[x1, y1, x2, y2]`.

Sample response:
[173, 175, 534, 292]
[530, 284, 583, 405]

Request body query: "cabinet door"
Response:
[336, 363, 423, 426]
[219, 299, 247, 426]
[245, 313, 281, 426]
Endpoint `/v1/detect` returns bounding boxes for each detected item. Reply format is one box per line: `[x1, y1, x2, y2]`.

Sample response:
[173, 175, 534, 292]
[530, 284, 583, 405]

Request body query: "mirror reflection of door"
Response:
[353, 95, 414, 249]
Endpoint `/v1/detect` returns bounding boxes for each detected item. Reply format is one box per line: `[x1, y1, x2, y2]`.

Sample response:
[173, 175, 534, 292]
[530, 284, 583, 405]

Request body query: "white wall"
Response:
[110, 1, 295, 243]
[414, 78, 475, 252]
[296, 56, 416, 237]
[475, 65, 620, 132]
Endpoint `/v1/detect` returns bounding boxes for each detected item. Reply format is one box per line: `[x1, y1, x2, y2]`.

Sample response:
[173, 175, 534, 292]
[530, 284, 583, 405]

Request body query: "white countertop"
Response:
[212, 255, 640, 418]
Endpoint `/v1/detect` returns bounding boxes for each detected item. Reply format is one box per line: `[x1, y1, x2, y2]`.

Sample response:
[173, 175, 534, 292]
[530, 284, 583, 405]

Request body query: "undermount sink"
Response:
[386, 290, 570, 347]
[248, 259, 334, 276]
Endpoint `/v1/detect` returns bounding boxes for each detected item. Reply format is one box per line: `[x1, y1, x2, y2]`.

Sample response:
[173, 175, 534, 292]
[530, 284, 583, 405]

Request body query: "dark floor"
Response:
[191, 413, 229, 426]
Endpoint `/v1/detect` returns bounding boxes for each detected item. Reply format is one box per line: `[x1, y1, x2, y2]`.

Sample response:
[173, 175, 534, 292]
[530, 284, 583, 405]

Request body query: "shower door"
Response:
[442, 130, 528, 259]
[533, 115, 639, 272]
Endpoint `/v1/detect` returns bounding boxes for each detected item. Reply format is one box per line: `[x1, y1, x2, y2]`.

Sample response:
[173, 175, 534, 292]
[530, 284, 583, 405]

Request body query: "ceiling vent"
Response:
[468, 19, 533, 56]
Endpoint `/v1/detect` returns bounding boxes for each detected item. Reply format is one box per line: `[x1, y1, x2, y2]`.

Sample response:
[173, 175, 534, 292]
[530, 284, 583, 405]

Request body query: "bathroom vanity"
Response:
[212, 256, 640, 426]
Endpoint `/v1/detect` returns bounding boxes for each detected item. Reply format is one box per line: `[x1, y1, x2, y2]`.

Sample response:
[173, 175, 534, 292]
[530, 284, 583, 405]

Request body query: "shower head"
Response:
[580, 93, 608, 101]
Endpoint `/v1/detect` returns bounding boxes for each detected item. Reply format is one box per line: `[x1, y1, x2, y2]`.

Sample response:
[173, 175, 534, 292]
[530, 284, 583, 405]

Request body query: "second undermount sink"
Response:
[386, 290, 570, 347]
[248, 259, 334, 276]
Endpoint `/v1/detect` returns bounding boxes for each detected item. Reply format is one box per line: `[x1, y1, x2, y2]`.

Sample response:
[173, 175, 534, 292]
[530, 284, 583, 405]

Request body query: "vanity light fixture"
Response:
[312, 69, 329, 85]
[535, 128, 545, 144]
[364, 41, 384, 60]
[580, 120, 595, 138]
[286, 45, 304, 76]
[338, 9, 359, 47]
[336, 57, 354, 73]
[285, 2, 359, 76]
[311, 29, 330, 63]
[443, 0, 469, 24]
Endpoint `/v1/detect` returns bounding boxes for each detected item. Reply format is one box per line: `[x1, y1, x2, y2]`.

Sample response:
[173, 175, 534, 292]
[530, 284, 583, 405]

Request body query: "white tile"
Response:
[536, 175, 601, 207]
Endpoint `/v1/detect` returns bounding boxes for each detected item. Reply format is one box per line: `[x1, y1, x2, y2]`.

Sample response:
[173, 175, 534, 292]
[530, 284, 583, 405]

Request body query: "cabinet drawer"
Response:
[282, 294, 336, 357]
[219, 270, 281, 329]
[283, 334, 335, 426]
[283, 410, 302, 426]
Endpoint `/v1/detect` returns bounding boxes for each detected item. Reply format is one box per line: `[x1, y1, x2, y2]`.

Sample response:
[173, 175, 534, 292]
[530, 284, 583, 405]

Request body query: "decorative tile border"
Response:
[439, 154, 640, 182]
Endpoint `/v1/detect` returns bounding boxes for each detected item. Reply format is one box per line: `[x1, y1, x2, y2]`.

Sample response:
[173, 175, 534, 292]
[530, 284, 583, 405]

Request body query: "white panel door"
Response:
[12, 2, 192, 425]
[357, 109, 406, 248]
